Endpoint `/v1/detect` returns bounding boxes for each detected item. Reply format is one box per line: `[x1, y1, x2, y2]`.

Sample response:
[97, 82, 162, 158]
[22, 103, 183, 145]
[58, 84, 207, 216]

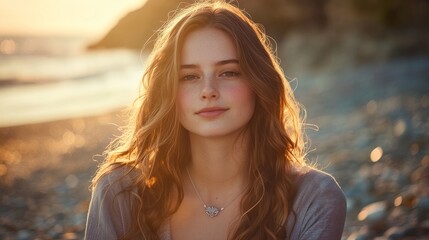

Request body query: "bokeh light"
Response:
[370, 146, 383, 162]
[0, 39, 16, 55]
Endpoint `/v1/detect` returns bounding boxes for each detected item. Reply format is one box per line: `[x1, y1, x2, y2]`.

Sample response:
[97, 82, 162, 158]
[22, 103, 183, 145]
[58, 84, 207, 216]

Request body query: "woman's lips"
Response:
[196, 107, 229, 117]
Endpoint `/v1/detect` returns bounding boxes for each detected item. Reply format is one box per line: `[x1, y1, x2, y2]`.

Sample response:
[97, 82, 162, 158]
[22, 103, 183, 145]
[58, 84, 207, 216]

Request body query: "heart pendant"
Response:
[205, 206, 220, 217]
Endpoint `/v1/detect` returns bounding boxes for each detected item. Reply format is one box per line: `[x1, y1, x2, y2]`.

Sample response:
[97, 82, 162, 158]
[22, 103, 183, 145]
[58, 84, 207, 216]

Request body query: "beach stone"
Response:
[358, 201, 388, 223]
[0, 216, 18, 232]
[16, 230, 31, 240]
[62, 231, 78, 240]
[387, 207, 408, 227]
[416, 197, 429, 210]
[1, 235, 13, 240]
[72, 213, 86, 226]
[401, 226, 429, 238]
[13, 197, 27, 209]
[421, 156, 429, 167]
[393, 172, 409, 187]
[48, 231, 63, 238]
[55, 212, 66, 221]
[411, 166, 429, 182]
[347, 232, 370, 240]
[48, 224, 63, 238]
[65, 174, 79, 189]
[383, 226, 406, 239]
[395, 192, 418, 208]
[373, 237, 387, 240]
[346, 226, 372, 240]
[348, 166, 372, 202]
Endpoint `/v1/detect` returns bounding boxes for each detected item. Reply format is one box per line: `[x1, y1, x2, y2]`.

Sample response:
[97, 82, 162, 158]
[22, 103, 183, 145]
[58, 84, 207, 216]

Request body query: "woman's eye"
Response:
[181, 74, 199, 81]
[220, 71, 240, 78]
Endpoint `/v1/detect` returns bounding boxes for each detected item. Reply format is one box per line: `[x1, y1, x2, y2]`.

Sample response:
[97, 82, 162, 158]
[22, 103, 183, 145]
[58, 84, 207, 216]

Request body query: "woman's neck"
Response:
[187, 133, 249, 199]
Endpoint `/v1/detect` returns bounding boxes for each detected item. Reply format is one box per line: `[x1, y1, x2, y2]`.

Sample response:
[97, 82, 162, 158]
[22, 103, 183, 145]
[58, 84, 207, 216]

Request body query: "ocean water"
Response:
[0, 36, 145, 127]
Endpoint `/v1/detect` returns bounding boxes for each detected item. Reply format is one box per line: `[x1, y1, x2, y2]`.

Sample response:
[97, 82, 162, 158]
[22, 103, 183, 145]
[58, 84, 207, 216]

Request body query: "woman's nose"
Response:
[200, 77, 219, 100]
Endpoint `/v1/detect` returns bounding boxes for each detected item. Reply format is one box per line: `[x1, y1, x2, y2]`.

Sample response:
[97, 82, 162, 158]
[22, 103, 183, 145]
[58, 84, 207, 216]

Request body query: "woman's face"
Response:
[177, 27, 255, 138]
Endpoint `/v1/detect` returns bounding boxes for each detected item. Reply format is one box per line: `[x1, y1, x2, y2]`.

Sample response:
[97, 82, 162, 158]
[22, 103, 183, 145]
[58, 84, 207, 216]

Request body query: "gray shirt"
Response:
[85, 167, 346, 239]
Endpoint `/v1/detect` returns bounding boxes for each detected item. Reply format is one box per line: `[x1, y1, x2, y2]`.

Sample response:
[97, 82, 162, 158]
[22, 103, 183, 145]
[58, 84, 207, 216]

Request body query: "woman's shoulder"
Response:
[290, 165, 347, 212]
[94, 164, 139, 196]
[286, 166, 347, 239]
[293, 166, 344, 195]
[85, 164, 139, 239]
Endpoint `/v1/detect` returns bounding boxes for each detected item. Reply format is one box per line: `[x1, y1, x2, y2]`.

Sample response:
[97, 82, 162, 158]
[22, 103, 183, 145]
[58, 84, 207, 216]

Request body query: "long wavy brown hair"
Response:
[92, 1, 307, 239]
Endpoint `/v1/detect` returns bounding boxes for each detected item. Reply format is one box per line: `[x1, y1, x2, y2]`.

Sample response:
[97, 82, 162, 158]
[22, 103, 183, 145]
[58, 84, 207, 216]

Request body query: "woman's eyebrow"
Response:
[180, 59, 239, 69]
[180, 64, 197, 69]
[215, 59, 239, 66]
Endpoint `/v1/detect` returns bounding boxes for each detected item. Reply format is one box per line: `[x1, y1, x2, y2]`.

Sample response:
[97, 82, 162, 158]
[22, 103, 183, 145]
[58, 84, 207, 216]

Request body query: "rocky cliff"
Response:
[88, 0, 429, 54]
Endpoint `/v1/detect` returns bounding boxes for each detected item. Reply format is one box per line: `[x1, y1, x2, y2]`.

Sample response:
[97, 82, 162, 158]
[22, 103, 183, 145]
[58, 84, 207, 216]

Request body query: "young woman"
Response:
[85, 1, 346, 239]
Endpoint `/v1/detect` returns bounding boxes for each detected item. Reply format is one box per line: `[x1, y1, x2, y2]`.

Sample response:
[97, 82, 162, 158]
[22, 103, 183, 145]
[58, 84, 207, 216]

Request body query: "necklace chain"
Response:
[186, 168, 244, 218]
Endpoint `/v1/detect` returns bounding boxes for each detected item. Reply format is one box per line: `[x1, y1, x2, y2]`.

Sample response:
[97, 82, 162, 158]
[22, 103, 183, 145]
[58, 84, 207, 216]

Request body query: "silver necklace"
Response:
[186, 168, 244, 218]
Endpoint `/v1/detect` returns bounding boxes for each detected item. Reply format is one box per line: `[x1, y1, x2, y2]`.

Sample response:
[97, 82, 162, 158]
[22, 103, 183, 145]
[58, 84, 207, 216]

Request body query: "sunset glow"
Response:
[0, 0, 147, 41]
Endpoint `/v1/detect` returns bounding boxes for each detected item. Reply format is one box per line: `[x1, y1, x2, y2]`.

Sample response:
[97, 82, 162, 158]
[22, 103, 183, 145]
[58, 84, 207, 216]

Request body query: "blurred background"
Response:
[0, 0, 428, 239]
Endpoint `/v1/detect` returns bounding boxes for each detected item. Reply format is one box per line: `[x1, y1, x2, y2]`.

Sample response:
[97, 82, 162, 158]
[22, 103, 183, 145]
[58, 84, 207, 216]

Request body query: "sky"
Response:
[0, 0, 147, 41]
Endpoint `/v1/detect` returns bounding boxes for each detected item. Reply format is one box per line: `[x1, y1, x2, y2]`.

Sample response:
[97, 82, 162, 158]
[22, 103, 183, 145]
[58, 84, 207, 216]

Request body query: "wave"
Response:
[0, 37, 146, 127]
